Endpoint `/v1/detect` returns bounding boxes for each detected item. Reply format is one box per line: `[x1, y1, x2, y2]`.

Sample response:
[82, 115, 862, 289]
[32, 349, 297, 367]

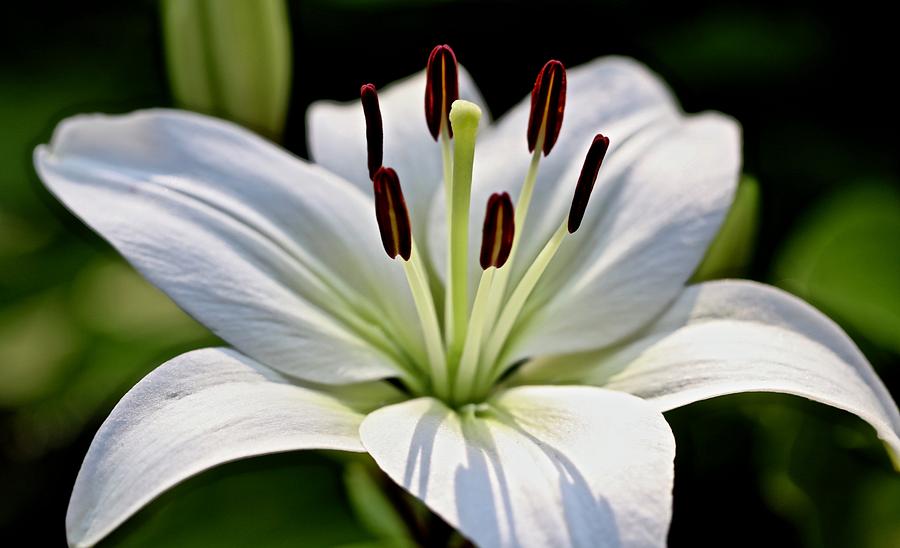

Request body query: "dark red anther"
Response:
[425, 44, 459, 140]
[526, 60, 567, 156]
[568, 134, 610, 233]
[480, 192, 515, 269]
[360, 83, 383, 180]
[373, 167, 412, 261]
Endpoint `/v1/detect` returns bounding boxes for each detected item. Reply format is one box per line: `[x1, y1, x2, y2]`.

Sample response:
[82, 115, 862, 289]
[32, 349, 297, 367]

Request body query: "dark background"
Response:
[2, 0, 898, 546]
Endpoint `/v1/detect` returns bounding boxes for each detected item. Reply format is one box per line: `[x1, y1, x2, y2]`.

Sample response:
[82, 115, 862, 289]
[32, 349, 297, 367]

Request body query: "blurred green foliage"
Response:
[344, 460, 416, 547]
[161, 0, 292, 140]
[102, 452, 377, 547]
[693, 175, 759, 281]
[774, 181, 900, 355]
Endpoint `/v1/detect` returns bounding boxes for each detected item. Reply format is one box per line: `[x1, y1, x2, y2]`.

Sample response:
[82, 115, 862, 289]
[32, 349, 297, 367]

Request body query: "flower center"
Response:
[359, 46, 608, 406]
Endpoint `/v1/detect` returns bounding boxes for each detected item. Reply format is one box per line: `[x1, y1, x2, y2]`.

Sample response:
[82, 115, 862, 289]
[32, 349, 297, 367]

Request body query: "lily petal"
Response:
[518, 281, 900, 459]
[428, 56, 681, 284]
[426, 58, 739, 365]
[66, 348, 367, 548]
[35, 109, 422, 384]
[308, 66, 488, 236]
[361, 385, 675, 548]
[512, 113, 741, 360]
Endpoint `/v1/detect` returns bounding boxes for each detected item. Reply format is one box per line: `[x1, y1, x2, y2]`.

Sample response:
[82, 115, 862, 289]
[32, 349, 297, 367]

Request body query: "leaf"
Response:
[773, 181, 900, 354]
[344, 461, 416, 547]
[693, 175, 760, 281]
[101, 452, 375, 547]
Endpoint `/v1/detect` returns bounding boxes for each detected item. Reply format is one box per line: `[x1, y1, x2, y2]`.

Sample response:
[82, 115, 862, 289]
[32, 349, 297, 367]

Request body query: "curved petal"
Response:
[360, 386, 675, 548]
[428, 56, 681, 284]
[518, 281, 900, 460]
[511, 113, 741, 360]
[66, 348, 367, 548]
[35, 109, 422, 384]
[425, 57, 740, 365]
[307, 66, 488, 236]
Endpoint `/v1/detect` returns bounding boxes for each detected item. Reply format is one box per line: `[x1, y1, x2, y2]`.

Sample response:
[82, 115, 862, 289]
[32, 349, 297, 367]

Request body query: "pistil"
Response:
[445, 99, 482, 365]
[359, 49, 606, 404]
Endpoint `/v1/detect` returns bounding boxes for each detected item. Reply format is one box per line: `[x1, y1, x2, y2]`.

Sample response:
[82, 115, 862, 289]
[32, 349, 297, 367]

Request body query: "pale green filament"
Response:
[479, 219, 567, 387]
[453, 268, 495, 403]
[402, 244, 449, 398]
[445, 100, 482, 365]
[480, 144, 543, 338]
[440, 122, 453, 338]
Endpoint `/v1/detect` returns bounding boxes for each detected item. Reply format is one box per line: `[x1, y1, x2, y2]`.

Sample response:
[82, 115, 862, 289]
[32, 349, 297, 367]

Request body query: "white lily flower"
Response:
[35, 47, 900, 548]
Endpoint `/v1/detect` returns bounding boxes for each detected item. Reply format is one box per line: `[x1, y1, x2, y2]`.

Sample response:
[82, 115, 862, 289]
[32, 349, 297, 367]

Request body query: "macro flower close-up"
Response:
[4, 2, 900, 547]
[33, 43, 900, 547]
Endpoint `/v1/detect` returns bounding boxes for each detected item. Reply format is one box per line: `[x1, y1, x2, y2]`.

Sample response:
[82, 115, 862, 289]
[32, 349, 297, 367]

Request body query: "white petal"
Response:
[425, 59, 740, 364]
[307, 66, 489, 236]
[519, 280, 900, 459]
[512, 113, 741, 359]
[360, 386, 675, 548]
[35, 109, 422, 384]
[428, 56, 681, 284]
[66, 348, 367, 548]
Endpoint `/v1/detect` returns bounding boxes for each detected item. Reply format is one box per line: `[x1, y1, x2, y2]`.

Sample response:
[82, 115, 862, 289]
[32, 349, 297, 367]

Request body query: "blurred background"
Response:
[2, 0, 899, 546]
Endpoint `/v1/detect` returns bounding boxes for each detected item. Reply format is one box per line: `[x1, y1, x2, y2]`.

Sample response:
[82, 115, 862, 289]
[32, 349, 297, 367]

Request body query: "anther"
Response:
[526, 60, 567, 156]
[568, 134, 610, 233]
[360, 83, 383, 180]
[373, 167, 412, 261]
[425, 44, 459, 140]
[480, 192, 515, 269]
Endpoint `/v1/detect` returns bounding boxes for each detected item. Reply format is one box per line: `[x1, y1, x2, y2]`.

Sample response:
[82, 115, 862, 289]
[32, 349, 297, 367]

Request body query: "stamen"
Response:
[479, 221, 566, 388]
[568, 134, 609, 233]
[526, 60, 567, 156]
[479, 192, 515, 269]
[456, 193, 515, 403]
[479, 133, 609, 387]
[360, 83, 383, 180]
[373, 167, 411, 261]
[445, 100, 482, 364]
[374, 167, 449, 397]
[480, 60, 568, 339]
[428, 45, 458, 344]
[425, 44, 459, 140]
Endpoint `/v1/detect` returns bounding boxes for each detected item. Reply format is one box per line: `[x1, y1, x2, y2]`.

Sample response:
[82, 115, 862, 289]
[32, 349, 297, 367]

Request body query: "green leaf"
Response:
[102, 452, 375, 547]
[693, 175, 760, 281]
[161, 0, 292, 140]
[773, 181, 900, 354]
[344, 461, 416, 547]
